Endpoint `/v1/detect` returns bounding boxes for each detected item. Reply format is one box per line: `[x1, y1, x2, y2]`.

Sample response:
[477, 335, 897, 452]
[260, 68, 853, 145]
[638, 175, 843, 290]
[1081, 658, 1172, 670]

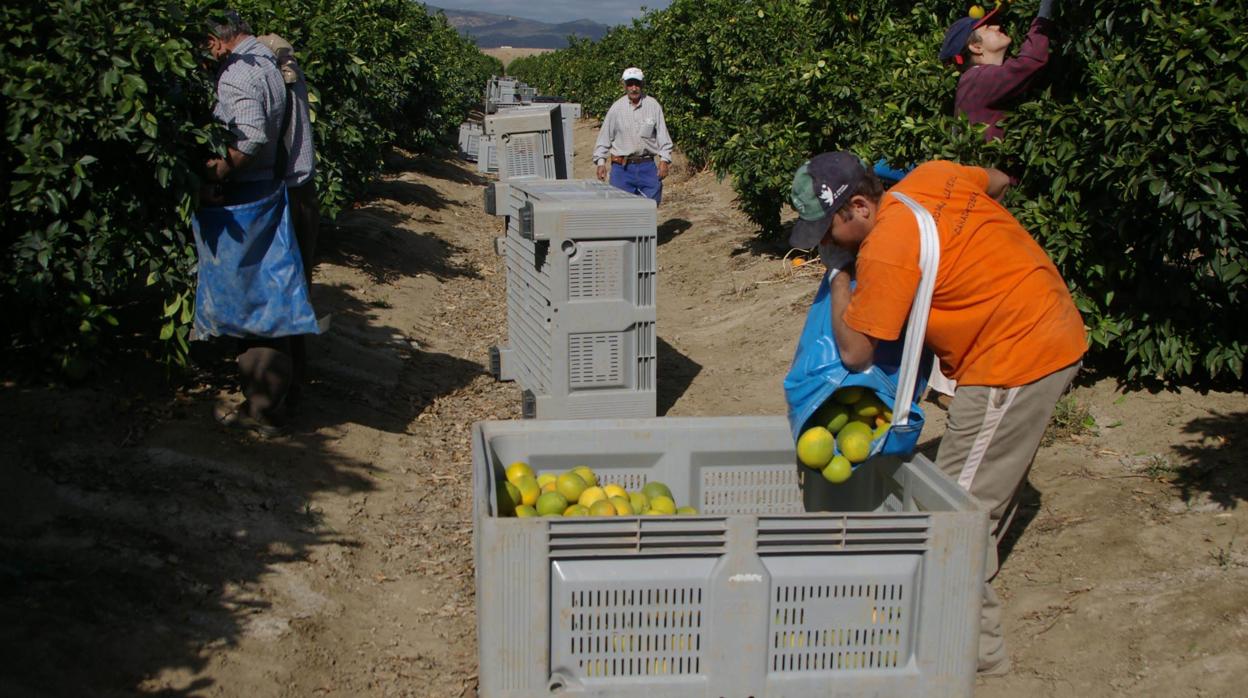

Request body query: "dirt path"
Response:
[2, 120, 1246, 697]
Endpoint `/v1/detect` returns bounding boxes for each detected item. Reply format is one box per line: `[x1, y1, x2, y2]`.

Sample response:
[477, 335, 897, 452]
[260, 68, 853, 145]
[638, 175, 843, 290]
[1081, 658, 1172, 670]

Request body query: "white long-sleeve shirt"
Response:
[592, 94, 674, 165]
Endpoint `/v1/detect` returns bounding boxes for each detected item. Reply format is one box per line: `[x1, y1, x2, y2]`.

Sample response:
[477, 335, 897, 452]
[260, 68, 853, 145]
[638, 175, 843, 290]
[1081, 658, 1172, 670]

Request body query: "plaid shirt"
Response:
[213, 36, 288, 182]
[955, 18, 1054, 142]
[281, 60, 316, 187]
[592, 94, 674, 165]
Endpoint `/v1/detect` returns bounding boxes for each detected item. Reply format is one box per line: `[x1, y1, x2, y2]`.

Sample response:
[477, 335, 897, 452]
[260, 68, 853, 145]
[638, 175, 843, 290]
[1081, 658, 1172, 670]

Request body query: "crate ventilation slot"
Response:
[568, 333, 623, 388]
[568, 244, 624, 300]
[700, 467, 804, 515]
[769, 583, 909, 673]
[756, 516, 930, 553]
[504, 133, 540, 178]
[567, 586, 705, 678]
[548, 519, 728, 557]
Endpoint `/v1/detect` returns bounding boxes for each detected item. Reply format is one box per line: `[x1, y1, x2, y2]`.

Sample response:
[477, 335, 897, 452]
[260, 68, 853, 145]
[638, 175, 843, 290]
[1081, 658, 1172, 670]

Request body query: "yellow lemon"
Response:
[609, 495, 635, 515]
[579, 486, 607, 508]
[603, 484, 628, 500]
[557, 472, 588, 502]
[535, 491, 568, 517]
[676, 506, 699, 515]
[499, 480, 521, 515]
[796, 426, 835, 468]
[628, 491, 649, 513]
[589, 499, 618, 517]
[854, 394, 885, 419]
[564, 504, 590, 517]
[837, 429, 872, 464]
[515, 475, 541, 507]
[505, 461, 534, 484]
[873, 420, 890, 440]
[832, 386, 865, 405]
[572, 466, 598, 488]
[515, 504, 538, 517]
[969, 5, 985, 20]
[537, 473, 557, 488]
[823, 404, 850, 434]
[822, 455, 853, 484]
[541, 481, 557, 494]
[642, 482, 672, 501]
[648, 495, 677, 515]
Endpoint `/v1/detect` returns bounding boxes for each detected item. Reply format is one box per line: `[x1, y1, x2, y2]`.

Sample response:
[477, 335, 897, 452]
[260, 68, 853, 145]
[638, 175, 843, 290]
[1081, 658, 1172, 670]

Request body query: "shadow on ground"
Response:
[657, 337, 702, 416]
[0, 153, 487, 697]
[657, 217, 692, 246]
[1172, 409, 1248, 510]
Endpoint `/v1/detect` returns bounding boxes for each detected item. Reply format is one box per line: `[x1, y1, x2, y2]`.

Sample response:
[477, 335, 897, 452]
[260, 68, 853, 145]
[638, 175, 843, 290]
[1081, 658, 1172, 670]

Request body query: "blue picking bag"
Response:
[783, 191, 942, 466]
[191, 183, 320, 339]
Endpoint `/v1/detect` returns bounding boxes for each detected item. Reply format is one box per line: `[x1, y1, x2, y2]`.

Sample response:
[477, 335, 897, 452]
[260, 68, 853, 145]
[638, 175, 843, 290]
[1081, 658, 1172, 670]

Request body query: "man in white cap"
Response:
[592, 67, 673, 204]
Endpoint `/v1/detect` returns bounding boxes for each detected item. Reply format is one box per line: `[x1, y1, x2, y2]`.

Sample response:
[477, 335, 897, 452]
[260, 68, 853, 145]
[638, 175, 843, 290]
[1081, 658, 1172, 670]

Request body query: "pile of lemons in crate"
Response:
[498, 462, 699, 517]
[796, 385, 892, 484]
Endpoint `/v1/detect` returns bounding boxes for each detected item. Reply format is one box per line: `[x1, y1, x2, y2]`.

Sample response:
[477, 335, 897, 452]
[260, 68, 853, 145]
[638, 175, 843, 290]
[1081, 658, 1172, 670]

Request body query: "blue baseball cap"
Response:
[939, 5, 1004, 65]
[788, 152, 867, 249]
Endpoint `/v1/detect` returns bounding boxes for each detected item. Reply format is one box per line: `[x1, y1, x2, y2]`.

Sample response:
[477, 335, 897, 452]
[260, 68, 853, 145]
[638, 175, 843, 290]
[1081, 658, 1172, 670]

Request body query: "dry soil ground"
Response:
[3, 119, 1247, 697]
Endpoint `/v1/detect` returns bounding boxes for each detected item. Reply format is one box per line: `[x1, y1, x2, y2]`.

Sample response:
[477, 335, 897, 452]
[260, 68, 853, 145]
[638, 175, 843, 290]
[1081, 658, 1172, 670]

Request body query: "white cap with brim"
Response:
[622, 67, 645, 82]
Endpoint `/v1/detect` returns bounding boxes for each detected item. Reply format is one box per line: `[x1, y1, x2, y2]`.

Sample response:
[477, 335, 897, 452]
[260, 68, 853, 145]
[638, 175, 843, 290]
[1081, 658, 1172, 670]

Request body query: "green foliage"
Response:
[510, 0, 1248, 384]
[2, 0, 492, 375]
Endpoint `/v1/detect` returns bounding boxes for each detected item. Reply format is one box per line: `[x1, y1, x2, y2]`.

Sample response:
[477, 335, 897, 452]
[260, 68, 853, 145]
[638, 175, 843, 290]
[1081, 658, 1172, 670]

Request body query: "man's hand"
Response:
[596, 163, 608, 181]
[985, 168, 1011, 200]
[658, 160, 670, 180]
[205, 157, 231, 182]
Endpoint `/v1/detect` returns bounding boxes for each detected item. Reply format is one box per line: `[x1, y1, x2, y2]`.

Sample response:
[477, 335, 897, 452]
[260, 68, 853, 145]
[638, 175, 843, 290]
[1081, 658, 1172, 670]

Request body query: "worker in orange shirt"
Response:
[788, 151, 1086, 675]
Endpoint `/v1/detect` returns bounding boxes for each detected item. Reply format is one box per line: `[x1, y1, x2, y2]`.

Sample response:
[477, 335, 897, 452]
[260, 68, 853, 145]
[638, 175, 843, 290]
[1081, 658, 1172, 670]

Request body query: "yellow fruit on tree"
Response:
[648, 495, 677, 515]
[822, 455, 853, 484]
[833, 386, 865, 405]
[642, 482, 673, 501]
[589, 499, 618, 517]
[536, 491, 569, 517]
[796, 426, 836, 468]
[515, 475, 540, 507]
[506, 461, 535, 485]
[603, 484, 628, 500]
[837, 429, 872, 464]
[557, 472, 588, 502]
[609, 495, 634, 515]
[969, 5, 985, 20]
[579, 486, 607, 508]
[537, 473, 557, 489]
[515, 504, 538, 517]
[572, 466, 598, 488]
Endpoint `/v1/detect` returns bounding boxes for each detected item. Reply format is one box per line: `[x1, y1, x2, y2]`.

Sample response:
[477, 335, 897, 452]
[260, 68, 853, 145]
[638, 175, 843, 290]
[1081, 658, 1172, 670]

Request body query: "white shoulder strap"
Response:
[884, 191, 940, 427]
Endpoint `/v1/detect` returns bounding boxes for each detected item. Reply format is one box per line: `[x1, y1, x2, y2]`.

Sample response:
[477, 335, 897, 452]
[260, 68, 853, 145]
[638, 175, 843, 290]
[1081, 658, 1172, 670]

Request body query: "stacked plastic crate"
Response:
[485, 180, 658, 419]
[458, 121, 483, 162]
[484, 104, 574, 180]
[471, 416, 989, 696]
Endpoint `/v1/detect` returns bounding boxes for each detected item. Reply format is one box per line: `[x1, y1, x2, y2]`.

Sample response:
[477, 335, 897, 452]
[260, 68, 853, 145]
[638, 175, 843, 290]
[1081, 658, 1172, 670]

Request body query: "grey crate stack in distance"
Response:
[475, 136, 498, 174]
[458, 121, 483, 162]
[486, 180, 657, 419]
[471, 416, 989, 697]
[484, 104, 574, 181]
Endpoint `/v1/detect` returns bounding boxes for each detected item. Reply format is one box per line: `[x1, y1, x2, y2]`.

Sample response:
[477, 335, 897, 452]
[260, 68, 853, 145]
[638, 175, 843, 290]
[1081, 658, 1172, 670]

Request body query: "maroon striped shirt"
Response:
[955, 18, 1055, 142]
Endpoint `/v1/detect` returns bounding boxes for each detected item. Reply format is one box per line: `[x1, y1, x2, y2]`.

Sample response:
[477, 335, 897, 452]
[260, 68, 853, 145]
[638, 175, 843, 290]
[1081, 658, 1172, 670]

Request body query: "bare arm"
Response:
[985, 167, 1011, 199]
[830, 271, 878, 372]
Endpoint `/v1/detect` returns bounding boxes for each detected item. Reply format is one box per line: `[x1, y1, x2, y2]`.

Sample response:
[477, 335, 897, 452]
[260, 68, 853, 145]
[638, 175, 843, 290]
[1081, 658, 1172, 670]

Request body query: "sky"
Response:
[428, 0, 673, 26]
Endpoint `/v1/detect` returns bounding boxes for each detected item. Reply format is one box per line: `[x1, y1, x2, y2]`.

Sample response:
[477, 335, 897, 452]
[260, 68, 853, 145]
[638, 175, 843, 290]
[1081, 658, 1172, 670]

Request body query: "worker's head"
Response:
[789, 152, 884, 251]
[939, 5, 1011, 70]
[205, 9, 251, 60]
[621, 67, 645, 101]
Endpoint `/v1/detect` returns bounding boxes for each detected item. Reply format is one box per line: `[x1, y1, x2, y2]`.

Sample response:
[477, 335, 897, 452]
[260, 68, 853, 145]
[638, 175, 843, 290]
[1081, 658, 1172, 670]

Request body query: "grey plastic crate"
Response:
[476, 137, 498, 174]
[459, 121, 484, 161]
[484, 105, 574, 181]
[471, 416, 989, 697]
[486, 180, 657, 419]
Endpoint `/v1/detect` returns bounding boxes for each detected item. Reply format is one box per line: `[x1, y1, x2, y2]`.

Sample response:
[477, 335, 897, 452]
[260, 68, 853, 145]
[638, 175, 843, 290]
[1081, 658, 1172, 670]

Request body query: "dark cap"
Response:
[788, 151, 866, 249]
[939, 5, 1004, 64]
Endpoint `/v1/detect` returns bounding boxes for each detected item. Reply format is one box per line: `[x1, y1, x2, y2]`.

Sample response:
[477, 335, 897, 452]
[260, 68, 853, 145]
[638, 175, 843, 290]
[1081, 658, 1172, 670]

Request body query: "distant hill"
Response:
[427, 6, 610, 49]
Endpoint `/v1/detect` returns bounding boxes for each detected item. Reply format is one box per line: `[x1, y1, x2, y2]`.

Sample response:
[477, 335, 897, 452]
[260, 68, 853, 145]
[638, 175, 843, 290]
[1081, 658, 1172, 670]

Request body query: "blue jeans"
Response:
[609, 159, 662, 204]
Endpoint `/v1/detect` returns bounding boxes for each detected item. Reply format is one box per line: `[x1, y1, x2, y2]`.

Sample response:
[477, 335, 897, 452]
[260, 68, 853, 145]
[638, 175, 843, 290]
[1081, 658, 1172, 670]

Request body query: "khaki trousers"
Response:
[936, 361, 1081, 673]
